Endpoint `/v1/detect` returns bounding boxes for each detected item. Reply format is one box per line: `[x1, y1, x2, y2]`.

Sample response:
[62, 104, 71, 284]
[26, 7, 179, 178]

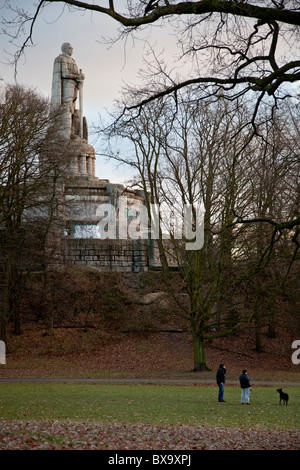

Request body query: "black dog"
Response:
[276, 388, 289, 405]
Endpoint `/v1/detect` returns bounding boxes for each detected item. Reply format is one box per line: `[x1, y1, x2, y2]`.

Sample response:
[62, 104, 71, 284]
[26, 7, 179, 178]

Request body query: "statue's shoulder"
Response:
[53, 54, 62, 65]
[53, 53, 69, 73]
[54, 53, 70, 63]
[55, 53, 67, 62]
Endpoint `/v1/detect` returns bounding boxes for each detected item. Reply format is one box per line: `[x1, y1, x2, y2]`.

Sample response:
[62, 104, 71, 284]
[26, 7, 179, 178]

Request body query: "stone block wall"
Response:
[63, 238, 150, 272]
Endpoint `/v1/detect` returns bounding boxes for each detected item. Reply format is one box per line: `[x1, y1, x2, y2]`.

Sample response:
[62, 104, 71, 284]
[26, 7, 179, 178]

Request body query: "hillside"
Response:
[1, 267, 299, 383]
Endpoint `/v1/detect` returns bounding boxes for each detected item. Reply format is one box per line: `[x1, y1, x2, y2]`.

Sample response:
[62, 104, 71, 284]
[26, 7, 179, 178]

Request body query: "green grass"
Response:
[0, 383, 299, 429]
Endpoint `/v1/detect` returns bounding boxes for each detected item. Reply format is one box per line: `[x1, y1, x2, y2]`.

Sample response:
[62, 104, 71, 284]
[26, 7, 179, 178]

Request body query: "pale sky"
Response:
[0, 1, 176, 184]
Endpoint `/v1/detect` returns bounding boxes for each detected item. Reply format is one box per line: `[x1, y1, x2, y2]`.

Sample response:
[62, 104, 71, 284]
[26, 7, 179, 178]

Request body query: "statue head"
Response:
[61, 42, 74, 56]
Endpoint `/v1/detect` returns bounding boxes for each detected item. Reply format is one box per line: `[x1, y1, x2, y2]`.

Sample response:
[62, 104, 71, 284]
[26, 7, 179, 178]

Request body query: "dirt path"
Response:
[0, 377, 299, 385]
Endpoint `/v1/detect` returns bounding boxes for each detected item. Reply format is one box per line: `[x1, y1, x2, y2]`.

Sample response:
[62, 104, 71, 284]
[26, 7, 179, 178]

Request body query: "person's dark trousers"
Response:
[218, 383, 224, 402]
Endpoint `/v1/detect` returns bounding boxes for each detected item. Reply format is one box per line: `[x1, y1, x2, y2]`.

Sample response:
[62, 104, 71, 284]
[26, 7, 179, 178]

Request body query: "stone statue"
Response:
[51, 42, 87, 140]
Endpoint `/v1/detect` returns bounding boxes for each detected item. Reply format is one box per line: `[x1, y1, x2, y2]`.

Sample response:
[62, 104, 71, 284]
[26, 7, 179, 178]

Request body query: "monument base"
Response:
[61, 175, 150, 272]
[66, 138, 96, 179]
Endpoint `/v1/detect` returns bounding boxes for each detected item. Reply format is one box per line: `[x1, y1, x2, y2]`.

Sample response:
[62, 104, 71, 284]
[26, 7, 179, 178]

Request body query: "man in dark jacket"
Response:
[239, 369, 251, 405]
[216, 363, 226, 402]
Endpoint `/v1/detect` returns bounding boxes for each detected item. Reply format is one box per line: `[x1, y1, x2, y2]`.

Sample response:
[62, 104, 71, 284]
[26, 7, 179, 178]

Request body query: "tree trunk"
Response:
[13, 307, 22, 336]
[192, 332, 209, 371]
[1, 263, 11, 344]
[254, 306, 263, 353]
[267, 295, 277, 338]
[11, 268, 22, 336]
[268, 318, 276, 339]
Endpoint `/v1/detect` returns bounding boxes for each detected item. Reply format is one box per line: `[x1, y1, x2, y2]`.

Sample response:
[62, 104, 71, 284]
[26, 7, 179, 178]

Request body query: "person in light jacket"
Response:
[239, 369, 251, 405]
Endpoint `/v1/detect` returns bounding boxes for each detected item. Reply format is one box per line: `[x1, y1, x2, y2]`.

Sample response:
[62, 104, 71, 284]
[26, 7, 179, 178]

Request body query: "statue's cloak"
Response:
[51, 55, 64, 107]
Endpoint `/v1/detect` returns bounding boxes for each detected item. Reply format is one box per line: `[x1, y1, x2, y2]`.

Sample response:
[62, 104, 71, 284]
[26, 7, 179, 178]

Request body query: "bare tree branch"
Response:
[34, 1, 300, 28]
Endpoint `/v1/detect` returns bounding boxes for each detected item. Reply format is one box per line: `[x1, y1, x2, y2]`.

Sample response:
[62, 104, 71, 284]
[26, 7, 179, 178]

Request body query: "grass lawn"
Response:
[0, 383, 299, 429]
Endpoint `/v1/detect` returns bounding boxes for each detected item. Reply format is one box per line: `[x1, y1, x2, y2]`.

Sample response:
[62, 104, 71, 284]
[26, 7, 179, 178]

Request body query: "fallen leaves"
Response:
[0, 419, 299, 450]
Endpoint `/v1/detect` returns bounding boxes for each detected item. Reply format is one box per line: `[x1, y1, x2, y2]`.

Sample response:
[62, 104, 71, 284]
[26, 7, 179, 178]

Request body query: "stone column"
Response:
[71, 155, 79, 176]
[86, 156, 92, 176]
[92, 156, 96, 177]
[79, 154, 87, 176]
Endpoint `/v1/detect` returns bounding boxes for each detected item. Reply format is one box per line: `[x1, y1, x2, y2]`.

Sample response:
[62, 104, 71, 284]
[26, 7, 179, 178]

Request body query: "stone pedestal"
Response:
[67, 139, 96, 179]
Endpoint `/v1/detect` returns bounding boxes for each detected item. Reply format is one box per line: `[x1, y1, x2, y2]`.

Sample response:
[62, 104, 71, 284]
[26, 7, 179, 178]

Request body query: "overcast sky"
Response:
[0, 1, 176, 184]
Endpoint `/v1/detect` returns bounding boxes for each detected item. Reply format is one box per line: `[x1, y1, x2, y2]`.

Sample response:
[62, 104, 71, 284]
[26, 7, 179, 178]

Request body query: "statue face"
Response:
[61, 43, 73, 56]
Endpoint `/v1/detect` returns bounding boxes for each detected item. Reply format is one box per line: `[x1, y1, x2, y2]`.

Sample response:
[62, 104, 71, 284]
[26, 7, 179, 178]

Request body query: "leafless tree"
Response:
[229, 102, 300, 351]
[101, 89, 299, 369]
[0, 84, 70, 343]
